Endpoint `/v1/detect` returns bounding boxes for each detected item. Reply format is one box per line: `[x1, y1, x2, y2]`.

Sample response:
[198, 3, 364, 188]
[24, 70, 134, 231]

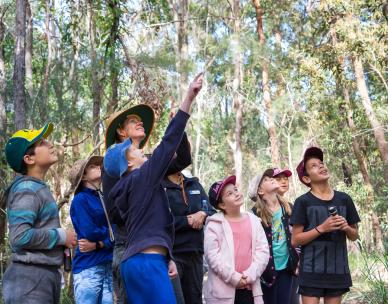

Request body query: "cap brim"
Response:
[216, 175, 236, 201]
[273, 169, 292, 177]
[105, 104, 155, 149]
[29, 122, 54, 147]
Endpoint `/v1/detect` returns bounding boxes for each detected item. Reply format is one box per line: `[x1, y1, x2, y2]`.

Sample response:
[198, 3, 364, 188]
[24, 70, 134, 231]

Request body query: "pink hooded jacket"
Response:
[203, 212, 269, 304]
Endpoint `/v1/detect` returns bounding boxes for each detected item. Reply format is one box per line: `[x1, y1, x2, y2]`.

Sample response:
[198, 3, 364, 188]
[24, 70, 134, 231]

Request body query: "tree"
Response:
[352, 56, 388, 184]
[87, 0, 103, 148]
[13, 0, 26, 130]
[230, 0, 243, 188]
[252, 0, 280, 167]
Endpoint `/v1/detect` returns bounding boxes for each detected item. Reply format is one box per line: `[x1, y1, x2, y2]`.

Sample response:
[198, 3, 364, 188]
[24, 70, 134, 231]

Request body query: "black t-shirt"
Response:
[290, 190, 360, 289]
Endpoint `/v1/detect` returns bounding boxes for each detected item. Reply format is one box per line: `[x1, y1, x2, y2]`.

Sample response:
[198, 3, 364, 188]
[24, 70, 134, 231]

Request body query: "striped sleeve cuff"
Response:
[56, 228, 66, 245]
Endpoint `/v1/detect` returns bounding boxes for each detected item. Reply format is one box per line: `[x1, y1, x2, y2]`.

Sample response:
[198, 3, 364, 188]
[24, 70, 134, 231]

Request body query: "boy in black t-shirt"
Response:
[290, 147, 360, 304]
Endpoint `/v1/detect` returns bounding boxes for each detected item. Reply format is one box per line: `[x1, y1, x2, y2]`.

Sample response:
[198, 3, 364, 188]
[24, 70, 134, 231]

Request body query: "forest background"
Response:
[0, 0, 386, 303]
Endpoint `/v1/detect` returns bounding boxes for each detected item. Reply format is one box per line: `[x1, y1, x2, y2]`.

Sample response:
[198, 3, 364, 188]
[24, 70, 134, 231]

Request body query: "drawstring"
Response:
[178, 174, 188, 206]
[96, 189, 115, 242]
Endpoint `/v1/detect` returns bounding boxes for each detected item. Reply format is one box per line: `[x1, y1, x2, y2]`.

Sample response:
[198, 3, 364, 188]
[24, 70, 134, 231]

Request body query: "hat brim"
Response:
[105, 104, 155, 149]
[74, 156, 103, 194]
[216, 175, 237, 202]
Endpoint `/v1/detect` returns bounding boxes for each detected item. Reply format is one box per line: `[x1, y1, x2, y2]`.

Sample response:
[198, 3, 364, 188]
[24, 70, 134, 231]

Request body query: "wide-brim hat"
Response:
[69, 155, 103, 194]
[208, 175, 236, 209]
[5, 122, 54, 173]
[296, 146, 324, 187]
[105, 104, 155, 149]
[248, 169, 274, 202]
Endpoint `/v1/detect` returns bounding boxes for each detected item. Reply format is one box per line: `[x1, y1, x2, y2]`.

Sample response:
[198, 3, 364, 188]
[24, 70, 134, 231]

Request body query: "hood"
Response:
[161, 175, 199, 189]
[205, 211, 225, 225]
[205, 211, 259, 225]
[108, 171, 134, 212]
[4, 175, 46, 202]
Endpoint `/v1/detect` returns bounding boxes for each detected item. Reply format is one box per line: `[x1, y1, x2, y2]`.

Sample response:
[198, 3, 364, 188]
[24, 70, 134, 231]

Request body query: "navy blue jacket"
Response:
[109, 110, 190, 260]
[162, 175, 216, 254]
[70, 187, 113, 273]
[102, 132, 192, 245]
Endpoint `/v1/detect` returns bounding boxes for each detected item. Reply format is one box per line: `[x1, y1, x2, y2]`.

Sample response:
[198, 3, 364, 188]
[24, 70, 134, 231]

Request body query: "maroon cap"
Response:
[208, 175, 236, 209]
[296, 147, 324, 187]
[272, 168, 292, 178]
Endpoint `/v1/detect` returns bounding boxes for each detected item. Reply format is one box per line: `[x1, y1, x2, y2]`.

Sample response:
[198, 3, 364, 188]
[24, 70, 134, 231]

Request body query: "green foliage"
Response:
[0, 0, 387, 300]
[359, 250, 388, 304]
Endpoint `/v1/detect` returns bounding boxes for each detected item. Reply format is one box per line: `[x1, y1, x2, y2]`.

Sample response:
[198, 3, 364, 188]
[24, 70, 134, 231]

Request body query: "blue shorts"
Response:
[121, 253, 176, 304]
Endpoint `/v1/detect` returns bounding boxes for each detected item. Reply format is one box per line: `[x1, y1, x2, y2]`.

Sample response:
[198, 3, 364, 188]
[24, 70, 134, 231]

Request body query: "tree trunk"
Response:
[69, 0, 81, 156]
[343, 87, 384, 252]
[252, 0, 280, 167]
[87, 0, 102, 149]
[13, 0, 27, 130]
[352, 56, 388, 184]
[107, 0, 120, 114]
[0, 9, 7, 249]
[41, 0, 54, 122]
[169, 0, 188, 101]
[25, 1, 33, 102]
[330, 27, 384, 252]
[232, 0, 243, 188]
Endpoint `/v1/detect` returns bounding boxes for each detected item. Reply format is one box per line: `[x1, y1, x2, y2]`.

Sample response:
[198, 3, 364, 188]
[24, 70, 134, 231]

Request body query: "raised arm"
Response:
[139, 73, 203, 186]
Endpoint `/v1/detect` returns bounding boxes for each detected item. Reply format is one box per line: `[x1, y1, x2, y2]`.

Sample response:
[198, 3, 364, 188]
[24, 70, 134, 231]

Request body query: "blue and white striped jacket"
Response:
[6, 175, 66, 266]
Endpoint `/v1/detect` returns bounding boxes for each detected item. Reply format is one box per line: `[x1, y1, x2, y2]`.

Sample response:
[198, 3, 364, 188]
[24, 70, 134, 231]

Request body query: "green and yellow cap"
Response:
[5, 122, 54, 173]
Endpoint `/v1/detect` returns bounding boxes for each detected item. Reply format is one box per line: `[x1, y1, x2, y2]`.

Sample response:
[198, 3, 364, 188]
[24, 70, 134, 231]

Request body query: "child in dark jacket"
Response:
[162, 172, 216, 304]
[105, 74, 203, 304]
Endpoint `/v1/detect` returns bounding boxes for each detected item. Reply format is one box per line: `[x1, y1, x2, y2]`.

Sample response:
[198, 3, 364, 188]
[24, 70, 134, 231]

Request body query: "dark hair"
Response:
[115, 121, 127, 144]
[20, 143, 37, 175]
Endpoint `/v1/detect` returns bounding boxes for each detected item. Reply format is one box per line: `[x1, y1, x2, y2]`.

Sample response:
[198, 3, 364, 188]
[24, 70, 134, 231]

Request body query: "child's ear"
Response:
[218, 201, 226, 211]
[23, 154, 35, 166]
[127, 159, 134, 169]
[257, 188, 264, 196]
[116, 127, 125, 139]
[302, 175, 311, 185]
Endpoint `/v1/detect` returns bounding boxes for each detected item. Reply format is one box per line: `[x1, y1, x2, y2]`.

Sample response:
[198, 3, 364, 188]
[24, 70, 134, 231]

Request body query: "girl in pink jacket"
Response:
[204, 175, 269, 304]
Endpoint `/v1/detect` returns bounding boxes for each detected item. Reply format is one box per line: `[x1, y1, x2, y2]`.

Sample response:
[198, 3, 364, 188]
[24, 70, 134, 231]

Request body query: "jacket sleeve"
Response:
[243, 217, 270, 284]
[8, 192, 62, 251]
[70, 195, 113, 249]
[139, 110, 189, 186]
[173, 215, 191, 231]
[204, 221, 242, 287]
[165, 132, 192, 176]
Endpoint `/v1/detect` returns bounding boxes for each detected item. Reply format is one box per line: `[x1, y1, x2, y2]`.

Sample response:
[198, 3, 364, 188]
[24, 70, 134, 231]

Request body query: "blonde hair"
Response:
[254, 194, 292, 228]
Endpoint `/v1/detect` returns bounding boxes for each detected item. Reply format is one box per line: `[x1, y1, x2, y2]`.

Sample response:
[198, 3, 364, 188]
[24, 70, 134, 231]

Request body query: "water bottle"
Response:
[64, 248, 72, 272]
[201, 200, 208, 212]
